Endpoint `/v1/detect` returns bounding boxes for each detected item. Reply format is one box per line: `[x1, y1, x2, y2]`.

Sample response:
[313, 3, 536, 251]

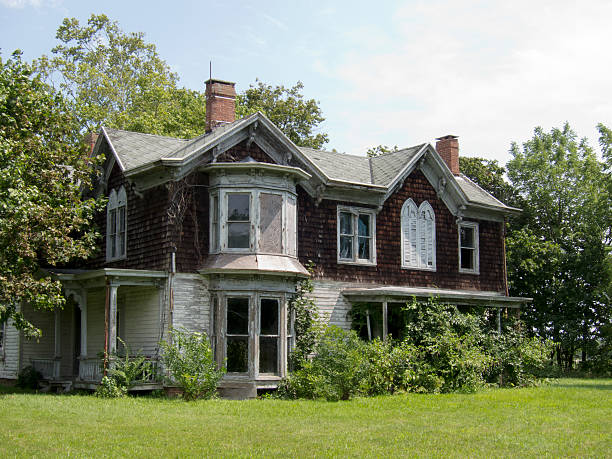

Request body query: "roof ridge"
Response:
[102, 126, 189, 142]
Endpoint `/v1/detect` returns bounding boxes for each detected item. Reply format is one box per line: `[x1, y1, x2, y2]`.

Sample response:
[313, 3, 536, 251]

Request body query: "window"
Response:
[106, 186, 127, 261]
[0, 321, 5, 357]
[227, 193, 251, 249]
[259, 298, 280, 375]
[210, 194, 219, 252]
[226, 297, 249, 373]
[337, 206, 376, 264]
[401, 199, 436, 270]
[459, 221, 479, 274]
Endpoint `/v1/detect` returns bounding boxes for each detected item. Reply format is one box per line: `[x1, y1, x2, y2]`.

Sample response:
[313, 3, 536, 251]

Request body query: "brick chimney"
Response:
[436, 135, 460, 175]
[83, 132, 99, 157]
[205, 79, 236, 132]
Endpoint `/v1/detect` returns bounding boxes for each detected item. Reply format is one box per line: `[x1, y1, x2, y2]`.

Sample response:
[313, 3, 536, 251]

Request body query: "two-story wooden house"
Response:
[0, 79, 527, 397]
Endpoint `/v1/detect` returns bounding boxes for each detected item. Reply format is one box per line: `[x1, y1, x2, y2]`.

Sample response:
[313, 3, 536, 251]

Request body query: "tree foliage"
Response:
[459, 156, 518, 205]
[366, 144, 399, 158]
[506, 123, 612, 368]
[36, 14, 206, 138]
[0, 52, 101, 337]
[236, 79, 328, 149]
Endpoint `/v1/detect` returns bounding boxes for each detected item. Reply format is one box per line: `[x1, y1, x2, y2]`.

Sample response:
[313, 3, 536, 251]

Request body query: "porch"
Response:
[23, 268, 168, 390]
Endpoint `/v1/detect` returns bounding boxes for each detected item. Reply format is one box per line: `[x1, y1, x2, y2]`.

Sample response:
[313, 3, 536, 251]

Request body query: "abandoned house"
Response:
[0, 79, 528, 397]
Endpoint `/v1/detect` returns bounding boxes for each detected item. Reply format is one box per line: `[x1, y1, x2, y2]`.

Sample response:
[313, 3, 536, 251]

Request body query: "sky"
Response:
[1, 0, 611, 165]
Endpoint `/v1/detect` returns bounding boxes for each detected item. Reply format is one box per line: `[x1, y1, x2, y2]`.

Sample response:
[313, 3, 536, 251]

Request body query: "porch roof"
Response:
[49, 268, 168, 287]
[342, 286, 531, 308]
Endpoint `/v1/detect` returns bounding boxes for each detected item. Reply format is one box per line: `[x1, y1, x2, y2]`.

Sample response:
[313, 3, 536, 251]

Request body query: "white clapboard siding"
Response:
[19, 303, 55, 368]
[309, 280, 358, 330]
[122, 285, 161, 356]
[172, 274, 210, 335]
[0, 320, 20, 379]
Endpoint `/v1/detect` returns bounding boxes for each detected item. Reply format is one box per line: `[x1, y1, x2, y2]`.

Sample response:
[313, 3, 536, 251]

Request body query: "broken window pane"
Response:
[358, 237, 370, 259]
[358, 214, 370, 236]
[227, 298, 249, 335]
[227, 336, 248, 372]
[339, 212, 352, 235]
[259, 193, 282, 253]
[340, 235, 353, 259]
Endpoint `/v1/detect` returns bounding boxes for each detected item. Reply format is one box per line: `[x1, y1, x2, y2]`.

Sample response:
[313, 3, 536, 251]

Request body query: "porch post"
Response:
[79, 292, 88, 358]
[108, 282, 119, 354]
[54, 309, 61, 379]
[382, 301, 388, 341]
[497, 307, 502, 334]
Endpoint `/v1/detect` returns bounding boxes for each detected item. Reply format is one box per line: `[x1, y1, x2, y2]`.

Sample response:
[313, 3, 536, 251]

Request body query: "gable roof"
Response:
[97, 112, 518, 217]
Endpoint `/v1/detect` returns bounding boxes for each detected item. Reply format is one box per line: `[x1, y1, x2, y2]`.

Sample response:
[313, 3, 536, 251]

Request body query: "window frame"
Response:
[106, 186, 127, 262]
[458, 221, 480, 274]
[336, 205, 377, 266]
[401, 199, 436, 271]
[224, 191, 253, 251]
[258, 296, 282, 376]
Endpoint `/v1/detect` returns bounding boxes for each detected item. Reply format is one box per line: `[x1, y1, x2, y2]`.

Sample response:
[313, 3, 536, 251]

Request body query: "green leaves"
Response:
[0, 52, 101, 337]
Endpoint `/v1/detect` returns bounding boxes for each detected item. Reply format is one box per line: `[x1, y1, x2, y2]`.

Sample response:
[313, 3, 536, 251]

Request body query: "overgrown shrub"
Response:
[110, 338, 157, 389]
[95, 375, 127, 398]
[159, 328, 225, 401]
[361, 338, 417, 395]
[16, 365, 43, 390]
[279, 326, 367, 401]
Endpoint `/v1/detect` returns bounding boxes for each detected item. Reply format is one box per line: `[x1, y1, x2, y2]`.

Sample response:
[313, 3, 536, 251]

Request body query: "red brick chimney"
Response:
[205, 79, 236, 132]
[83, 132, 99, 157]
[436, 135, 460, 175]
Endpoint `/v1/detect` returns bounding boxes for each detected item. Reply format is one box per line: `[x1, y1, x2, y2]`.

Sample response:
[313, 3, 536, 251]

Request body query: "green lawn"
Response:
[1, 379, 611, 457]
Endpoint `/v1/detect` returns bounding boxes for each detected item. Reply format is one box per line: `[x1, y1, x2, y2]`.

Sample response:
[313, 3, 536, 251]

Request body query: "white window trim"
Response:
[458, 221, 480, 274]
[337, 205, 377, 266]
[106, 186, 127, 262]
[212, 188, 297, 256]
[401, 199, 436, 271]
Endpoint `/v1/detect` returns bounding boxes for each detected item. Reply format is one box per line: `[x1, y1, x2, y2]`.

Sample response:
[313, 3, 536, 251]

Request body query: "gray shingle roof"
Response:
[455, 174, 511, 209]
[370, 145, 425, 186]
[103, 128, 187, 172]
[299, 147, 372, 185]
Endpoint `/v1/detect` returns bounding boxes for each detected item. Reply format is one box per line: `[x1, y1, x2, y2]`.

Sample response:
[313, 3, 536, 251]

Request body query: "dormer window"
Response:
[106, 186, 127, 261]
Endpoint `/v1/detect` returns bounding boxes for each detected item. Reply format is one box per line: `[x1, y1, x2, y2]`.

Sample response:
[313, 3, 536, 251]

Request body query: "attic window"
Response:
[401, 199, 436, 271]
[106, 186, 127, 262]
[337, 206, 376, 265]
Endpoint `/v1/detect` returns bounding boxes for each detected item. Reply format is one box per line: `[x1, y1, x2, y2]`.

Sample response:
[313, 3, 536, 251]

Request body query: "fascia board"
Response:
[100, 126, 125, 172]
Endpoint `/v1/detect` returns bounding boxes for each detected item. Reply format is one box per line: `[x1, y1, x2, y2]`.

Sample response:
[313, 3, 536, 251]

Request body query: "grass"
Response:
[1, 379, 611, 457]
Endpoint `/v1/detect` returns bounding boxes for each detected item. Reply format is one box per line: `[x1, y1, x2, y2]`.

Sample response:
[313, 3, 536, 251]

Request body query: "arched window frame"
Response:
[106, 186, 127, 262]
[401, 199, 436, 271]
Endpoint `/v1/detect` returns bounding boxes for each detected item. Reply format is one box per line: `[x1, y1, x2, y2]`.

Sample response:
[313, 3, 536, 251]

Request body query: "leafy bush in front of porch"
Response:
[280, 297, 552, 400]
[16, 366, 43, 390]
[160, 328, 225, 401]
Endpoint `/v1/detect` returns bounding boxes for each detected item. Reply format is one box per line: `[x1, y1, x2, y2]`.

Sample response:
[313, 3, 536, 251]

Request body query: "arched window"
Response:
[106, 186, 127, 261]
[401, 199, 436, 270]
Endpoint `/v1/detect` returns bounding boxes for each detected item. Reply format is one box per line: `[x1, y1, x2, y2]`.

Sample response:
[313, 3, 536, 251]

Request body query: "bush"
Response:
[361, 338, 418, 395]
[110, 338, 157, 389]
[279, 326, 367, 401]
[16, 365, 43, 390]
[160, 328, 225, 401]
[95, 375, 127, 398]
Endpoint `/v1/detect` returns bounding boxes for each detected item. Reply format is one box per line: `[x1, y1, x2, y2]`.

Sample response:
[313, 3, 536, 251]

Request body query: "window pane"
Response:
[358, 214, 370, 236]
[227, 336, 248, 372]
[259, 337, 278, 374]
[119, 206, 126, 231]
[227, 298, 249, 335]
[259, 193, 282, 253]
[358, 237, 370, 260]
[460, 226, 474, 248]
[228, 222, 250, 248]
[461, 248, 474, 270]
[260, 299, 279, 335]
[340, 235, 353, 259]
[339, 212, 352, 235]
[228, 194, 250, 221]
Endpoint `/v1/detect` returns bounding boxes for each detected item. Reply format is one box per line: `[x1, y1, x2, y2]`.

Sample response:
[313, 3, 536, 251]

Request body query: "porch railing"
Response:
[79, 358, 103, 382]
[32, 358, 60, 380]
[78, 357, 160, 384]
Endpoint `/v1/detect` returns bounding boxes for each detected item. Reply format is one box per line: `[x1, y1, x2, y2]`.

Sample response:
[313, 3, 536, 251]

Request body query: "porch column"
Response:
[497, 307, 502, 334]
[108, 282, 119, 354]
[382, 301, 388, 341]
[54, 309, 61, 379]
[79, 293, 88, 358]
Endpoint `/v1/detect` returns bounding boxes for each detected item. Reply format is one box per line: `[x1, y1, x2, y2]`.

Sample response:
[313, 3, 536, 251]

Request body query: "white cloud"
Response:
[322, 0, 612, 163]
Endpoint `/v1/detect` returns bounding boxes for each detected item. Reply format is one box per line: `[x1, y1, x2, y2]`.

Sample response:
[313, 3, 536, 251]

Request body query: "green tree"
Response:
[459, 156, 518, 206]
[36, 14, 208, 138]
[236, 79, 328, 149]
[0, 52, 101, 337]
[366, 145, 399, 158]
[506, 123, 612, 368]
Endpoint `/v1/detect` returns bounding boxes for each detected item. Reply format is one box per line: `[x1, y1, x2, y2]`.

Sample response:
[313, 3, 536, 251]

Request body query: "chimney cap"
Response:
[204, 78, 236, 86]
[436, 135, 458, 141]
